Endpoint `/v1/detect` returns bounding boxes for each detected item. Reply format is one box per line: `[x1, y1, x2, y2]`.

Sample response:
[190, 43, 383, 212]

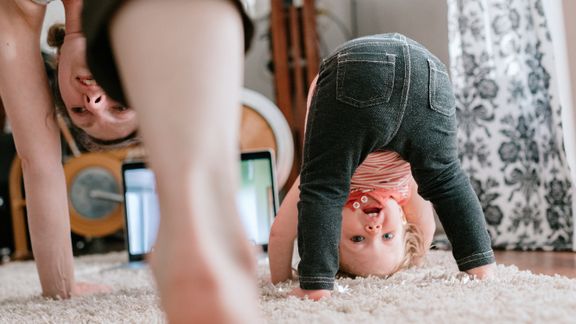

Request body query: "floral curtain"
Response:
[447, 0, 573, 250]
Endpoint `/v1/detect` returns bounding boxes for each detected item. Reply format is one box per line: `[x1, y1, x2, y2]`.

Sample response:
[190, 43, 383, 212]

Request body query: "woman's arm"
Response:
[268, 177, 300, 284]
[0, 0, 74, 298]
[403, 177, 436, 252]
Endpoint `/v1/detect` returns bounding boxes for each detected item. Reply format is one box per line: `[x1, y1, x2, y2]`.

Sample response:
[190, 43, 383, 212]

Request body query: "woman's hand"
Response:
[289, 287, 331, 301]
[71, 281, 112, 297]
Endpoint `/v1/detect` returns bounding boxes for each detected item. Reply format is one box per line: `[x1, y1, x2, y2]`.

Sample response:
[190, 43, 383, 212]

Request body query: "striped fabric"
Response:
[349, 151, 413, 205]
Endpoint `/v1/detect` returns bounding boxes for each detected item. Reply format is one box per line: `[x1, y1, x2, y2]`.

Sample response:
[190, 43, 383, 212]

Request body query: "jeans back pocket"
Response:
[428, 59, 456, 116]
[336, 52, 396, 108]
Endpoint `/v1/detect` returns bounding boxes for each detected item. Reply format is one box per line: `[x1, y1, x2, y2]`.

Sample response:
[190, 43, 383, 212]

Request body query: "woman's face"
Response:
[58, 33, 137, 141]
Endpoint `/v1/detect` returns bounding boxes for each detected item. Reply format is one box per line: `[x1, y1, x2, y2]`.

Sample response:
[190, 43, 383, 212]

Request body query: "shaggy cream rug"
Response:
[1, 251, 575, 323]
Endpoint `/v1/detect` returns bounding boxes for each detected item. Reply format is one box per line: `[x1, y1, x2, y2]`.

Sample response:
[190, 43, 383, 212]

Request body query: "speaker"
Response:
[0, 133, 16, 258]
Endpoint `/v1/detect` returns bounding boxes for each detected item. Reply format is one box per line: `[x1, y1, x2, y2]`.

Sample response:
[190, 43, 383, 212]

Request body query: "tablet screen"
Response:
[122, 165, 160, 260]
[238, 151, 278, 245]
[122, 151, 278, 260]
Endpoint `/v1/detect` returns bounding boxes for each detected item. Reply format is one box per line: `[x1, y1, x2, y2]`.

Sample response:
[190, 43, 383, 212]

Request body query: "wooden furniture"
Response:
[270, 0, 320, 189]
[240, 88, 294, 189]
[9, 148, 132, 260]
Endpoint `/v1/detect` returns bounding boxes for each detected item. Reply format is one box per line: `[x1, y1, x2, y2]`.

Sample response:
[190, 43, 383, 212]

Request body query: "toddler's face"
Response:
[339, 195, 405, 277]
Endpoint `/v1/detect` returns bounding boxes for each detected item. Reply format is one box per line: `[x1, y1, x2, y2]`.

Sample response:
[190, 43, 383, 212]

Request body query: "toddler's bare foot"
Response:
[289, 287, 332, 301]
[465, 263, 496, 279]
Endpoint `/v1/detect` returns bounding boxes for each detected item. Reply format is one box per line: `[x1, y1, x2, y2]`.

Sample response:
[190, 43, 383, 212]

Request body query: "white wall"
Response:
[543, 0, 576, 249]
[561, 0, 576, 249]
[566, 1, 576, 118]
[243, 3, 275, 102]
[354, 0, 450, 65]
[41, 2, 65, 54]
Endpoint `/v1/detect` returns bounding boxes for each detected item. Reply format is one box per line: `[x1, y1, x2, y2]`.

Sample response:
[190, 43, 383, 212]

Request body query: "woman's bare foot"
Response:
[149, 210, 261, 324]
[71, 282, 112, 297]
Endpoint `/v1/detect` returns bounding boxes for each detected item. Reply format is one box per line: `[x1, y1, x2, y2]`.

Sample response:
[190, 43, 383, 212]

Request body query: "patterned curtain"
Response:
[447, 0, 573, 250]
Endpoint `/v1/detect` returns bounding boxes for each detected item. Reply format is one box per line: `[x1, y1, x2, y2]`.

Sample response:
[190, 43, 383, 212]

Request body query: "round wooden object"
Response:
[240, 89, 294, 189]
[64, 152, 124, 237]
[240, 105, 278, 154]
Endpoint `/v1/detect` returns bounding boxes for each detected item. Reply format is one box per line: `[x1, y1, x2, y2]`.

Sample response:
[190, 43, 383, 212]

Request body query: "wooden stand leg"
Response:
[9, 157, 31, 260]
[270, 0, 294, 128]
[302, 0, 320, 84]
[270, 0, 320, 191]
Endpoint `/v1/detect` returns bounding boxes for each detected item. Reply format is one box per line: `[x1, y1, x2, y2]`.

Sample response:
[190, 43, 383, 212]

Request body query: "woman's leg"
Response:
[110, 1, 260, 322]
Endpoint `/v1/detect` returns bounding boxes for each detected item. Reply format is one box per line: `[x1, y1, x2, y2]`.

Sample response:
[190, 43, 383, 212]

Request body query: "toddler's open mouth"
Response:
[363, 207, 382, 217]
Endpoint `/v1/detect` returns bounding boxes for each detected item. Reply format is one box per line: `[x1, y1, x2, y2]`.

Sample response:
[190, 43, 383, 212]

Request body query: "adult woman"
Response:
[1, 0, 261, 322]
[0, 0, 112, 298]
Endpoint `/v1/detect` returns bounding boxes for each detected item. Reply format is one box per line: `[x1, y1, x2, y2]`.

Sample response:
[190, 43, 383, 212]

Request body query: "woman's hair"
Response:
[47, 23, 140, 152]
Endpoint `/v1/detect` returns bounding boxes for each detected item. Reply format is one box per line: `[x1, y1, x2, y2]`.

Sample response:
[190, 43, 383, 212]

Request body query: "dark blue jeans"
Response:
[297, 33, 495, 290]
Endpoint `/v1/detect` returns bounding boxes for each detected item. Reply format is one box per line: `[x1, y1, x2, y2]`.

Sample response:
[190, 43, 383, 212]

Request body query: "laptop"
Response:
[121, 161, 160, 265]
[237, 150, 279, 249]
[120, 150, 279, 264]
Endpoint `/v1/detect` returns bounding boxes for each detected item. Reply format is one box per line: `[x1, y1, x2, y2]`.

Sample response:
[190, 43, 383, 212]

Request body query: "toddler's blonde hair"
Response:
[337, 220, 426, 278]
[393, 222, 426, 272]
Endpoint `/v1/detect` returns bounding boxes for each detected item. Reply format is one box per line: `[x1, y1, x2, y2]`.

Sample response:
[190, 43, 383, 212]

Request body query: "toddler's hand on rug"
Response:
[71, 282, 112, 297]
[289, 287, 331, 301]
[465, 263, 496, 279]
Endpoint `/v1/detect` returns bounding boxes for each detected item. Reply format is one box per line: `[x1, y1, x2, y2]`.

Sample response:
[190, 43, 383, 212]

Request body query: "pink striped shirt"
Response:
[349, 151, 413, 205]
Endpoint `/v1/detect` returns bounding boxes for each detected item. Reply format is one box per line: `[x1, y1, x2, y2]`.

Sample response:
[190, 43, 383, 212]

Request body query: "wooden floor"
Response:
[494, 250, 576, 278]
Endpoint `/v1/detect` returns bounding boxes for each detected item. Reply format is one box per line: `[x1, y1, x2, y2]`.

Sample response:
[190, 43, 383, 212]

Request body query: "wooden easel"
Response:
[270, 0, 320, 189]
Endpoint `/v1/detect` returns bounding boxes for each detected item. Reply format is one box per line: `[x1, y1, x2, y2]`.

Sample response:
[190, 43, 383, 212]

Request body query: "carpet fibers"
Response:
[1, 251, 575, 323]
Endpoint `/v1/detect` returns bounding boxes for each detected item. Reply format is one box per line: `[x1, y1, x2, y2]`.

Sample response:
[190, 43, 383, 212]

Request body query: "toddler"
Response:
[269, 33, 495, 300]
